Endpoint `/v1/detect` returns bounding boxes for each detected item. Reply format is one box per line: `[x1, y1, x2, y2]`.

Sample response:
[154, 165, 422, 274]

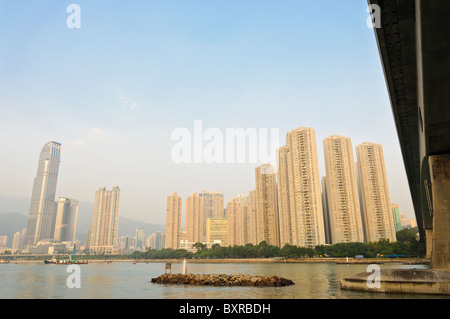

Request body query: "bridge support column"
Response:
[429, 154, 450, 271]
[425, 229, 433, 259]
[340, 154, 450, 295]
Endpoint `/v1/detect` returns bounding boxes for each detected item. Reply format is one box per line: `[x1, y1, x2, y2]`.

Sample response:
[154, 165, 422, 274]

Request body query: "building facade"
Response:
[255, 164, 280, 247]
[53, 197, 79, 244]
[165, 192, 182, 249]
[206, 218, 228, 247]
[89, 186, 121, 254]
[323, 135, 364, 244]
[248, 189, 258, 245]
[391, 204, 402, 232]
[278, 127, 325, 248]
[185, 193, 203, 243]
[227, 198, 242, 246]
[25, 141, 61, 246]
[356, 142, 396, 242]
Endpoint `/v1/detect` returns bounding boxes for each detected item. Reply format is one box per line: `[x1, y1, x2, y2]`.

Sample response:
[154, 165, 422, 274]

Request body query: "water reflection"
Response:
[0, 261, 446, 299]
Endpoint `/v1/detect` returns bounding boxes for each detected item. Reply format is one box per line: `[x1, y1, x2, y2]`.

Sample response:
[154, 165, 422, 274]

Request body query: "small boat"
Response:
[44, 257, 61, 264]
[0, 259, 10, 264]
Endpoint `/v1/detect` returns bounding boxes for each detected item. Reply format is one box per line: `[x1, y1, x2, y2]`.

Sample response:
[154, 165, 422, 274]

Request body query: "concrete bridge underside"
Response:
[341, 0, 450, 294]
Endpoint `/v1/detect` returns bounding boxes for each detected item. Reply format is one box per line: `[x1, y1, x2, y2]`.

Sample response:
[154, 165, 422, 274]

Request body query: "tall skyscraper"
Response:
[277, 145, 295, 247]
[165, 192, 182, 249]
[391, 204, 402, 233]
[53, 197, 79, 244]
[135, 228, 145, 250]
[84, 227, 91, 251]
[25, 141, 61, 246]
[199, 191, 224, 219]
[198, 190, 224, 241]
[255, 164, 280, 247]
[356, 142, 397, 242]
[277, 127, 325, 248]
[185, 193, 203, 243]
[148, 231, 165, 250]
[89, 186, 121, 254]
[323, 135, 364, 244]
[321, 177, 332, 244]
[12, 231, 25, 253]
[241, 204, 253, 245]
[227, 198, 242, 246]
[236, 194, 253, 246]
[212, 191, 225, 218]
[248, 189, 258, 245]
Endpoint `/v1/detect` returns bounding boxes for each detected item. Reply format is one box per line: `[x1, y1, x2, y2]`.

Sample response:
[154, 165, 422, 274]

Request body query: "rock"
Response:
[150, 273, 294, 287]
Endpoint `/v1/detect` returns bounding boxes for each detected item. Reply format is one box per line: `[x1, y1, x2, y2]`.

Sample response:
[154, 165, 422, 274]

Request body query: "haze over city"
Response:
[0, 1, 414, 225]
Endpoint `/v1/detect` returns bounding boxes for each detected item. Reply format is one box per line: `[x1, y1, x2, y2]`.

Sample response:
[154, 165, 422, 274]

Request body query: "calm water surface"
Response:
[0, 261, 445, 299]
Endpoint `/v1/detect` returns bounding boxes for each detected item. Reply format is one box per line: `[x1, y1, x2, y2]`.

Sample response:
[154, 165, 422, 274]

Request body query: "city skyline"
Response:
[0, 1, 415, 226]
[163, 126, 408, 250]
[2, 126, 417, 234]
[0, 0, 447, 302]
[10, 130, 416, 252]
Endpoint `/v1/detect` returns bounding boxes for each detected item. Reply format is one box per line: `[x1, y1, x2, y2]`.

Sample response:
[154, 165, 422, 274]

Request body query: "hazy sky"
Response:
[0, 1, 416, 225]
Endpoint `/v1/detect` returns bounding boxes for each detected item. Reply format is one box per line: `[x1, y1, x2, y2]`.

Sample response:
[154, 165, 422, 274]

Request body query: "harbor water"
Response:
[0, 261, 445, 299]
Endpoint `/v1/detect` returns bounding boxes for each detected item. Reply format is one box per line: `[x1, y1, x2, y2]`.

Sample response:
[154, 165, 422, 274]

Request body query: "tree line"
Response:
[129, 228, 425, 260]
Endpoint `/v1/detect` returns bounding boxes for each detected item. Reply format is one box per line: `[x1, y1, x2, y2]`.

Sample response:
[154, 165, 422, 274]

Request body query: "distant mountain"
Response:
[0, 194, 165, 245]
[116, 216, 165, 239]
[73, 201, 165, 242]
[0, 193, 30, 215]
[0, 212, 27, 241]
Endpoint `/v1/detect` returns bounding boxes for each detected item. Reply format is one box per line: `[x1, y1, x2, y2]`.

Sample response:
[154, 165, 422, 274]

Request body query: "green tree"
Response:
[192, 242, 206, 251]
[396, 229, 417, 243]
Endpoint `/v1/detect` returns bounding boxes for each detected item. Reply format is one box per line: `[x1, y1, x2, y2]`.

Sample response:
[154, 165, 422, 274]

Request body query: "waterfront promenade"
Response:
[5, 257, 429, 265]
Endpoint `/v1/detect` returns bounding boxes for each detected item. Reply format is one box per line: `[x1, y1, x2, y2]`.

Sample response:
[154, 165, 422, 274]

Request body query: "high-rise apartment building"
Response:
[165, 192, 182, 249]
[248, 189, 258, 245]
[197, 191, 224, 240]
[25, 141, 61, 245]
[323, 135, 364, 244]
[119, 235, 135, 251]
[185, 193, 203, 243]
[277, 127, 325, 248]
[135, 228, 145, 250]
[206, 218, 228, 246]
[237, 194, 249, 205]
[391, 204, 402, 232]
[84, 227, 91, 251]
[227, 198, 242, 246]
[356, 142, 396, 242]
[321, 177, 332, 244]
[53, 197, 79, 244]
[148, 231, 165, 250]
[12, 230, 25, 253]
[255, 164, 280, 247]
[199, 191, 224, 218]
[277, 145, 295, 247]
[0, 236, 8, 249]
[89, 186, 121, 254]
[237, 194, 253, 246]
[212, 191, 225, 218]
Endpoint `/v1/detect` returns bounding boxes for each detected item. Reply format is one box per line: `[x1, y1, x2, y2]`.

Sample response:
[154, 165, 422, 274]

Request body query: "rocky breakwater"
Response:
[151, 273, 294, 287]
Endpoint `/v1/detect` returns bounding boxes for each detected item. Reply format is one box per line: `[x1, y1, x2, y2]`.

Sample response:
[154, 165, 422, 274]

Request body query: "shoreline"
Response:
[6, 257, 430, 265]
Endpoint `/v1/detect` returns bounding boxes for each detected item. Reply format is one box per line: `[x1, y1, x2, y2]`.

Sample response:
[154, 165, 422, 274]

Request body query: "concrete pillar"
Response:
[429, 154, 450, 270]
[425, 229, 433, 259]
[182, 258, 187, 275]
